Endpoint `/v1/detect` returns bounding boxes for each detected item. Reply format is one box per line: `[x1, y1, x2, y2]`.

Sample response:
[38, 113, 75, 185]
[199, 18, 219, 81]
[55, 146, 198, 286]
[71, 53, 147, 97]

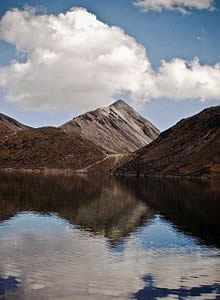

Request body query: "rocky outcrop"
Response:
[61, 100, 160, 153]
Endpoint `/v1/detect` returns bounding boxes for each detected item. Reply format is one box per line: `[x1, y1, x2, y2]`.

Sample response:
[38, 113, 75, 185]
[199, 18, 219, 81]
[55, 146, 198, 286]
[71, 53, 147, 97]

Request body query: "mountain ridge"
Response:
[1, 103, 219, 178]
[0, 113, 30, 134]
[0, 100, 157, 171]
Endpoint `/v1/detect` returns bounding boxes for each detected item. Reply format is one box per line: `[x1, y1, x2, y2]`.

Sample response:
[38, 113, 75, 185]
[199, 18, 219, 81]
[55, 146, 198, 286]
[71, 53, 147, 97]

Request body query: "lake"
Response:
[0, 173, 219, 299]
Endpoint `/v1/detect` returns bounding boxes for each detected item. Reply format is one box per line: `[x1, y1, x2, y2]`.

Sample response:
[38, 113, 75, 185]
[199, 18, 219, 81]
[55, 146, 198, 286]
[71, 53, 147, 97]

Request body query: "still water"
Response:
[0, 173, 219, 299]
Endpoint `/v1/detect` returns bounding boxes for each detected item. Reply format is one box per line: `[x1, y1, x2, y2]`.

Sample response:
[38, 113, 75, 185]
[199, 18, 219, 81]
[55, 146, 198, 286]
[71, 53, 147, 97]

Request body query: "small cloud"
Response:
[134, 0, 216, 14]
[23, 4, 47, 14]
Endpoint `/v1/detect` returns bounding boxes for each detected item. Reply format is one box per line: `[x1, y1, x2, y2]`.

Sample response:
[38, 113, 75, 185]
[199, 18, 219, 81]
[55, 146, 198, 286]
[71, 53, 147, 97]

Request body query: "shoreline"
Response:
[0, 167, 219, 181]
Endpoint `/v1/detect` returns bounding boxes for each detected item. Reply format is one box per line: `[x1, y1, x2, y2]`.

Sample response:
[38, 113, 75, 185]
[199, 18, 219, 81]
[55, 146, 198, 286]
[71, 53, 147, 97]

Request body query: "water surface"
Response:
[0, 174, 219, 299]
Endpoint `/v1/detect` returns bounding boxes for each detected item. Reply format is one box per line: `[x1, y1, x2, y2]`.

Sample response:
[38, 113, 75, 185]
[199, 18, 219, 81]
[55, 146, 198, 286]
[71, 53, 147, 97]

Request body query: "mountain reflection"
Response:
[0, 173, 220, 247]
[130, 177, 220, 247]
[0, 173, 219, 299]
[0, 173, 153, 244]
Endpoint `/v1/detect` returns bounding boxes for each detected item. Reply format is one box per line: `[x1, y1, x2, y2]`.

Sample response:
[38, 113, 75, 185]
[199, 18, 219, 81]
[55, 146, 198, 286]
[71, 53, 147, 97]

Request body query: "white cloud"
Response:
[0, 7, 153, 111]
[134, 0, 215, 14]
[152, 58, 220, 101]
[0, 7, 219, 112]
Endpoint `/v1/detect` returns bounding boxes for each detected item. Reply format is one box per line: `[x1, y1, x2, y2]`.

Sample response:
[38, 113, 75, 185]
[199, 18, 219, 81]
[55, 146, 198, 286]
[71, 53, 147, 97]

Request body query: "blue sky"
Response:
[0, 0, 220, 130]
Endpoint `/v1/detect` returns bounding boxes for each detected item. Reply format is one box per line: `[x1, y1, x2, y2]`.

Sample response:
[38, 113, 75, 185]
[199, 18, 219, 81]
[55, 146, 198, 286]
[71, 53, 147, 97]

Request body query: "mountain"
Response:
[116, 106, 220, 178]
[61, 100, 160, 153]
[0, 99, 159, 172]
[3, 104, 219, 177]
[0, 127, 106, 170]
[0, 113, 29, 134]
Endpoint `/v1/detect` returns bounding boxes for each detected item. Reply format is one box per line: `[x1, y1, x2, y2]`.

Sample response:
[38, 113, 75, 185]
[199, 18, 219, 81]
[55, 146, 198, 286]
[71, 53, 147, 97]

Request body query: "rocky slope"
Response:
[117, 106, 220, 178]
[61, 100, 160, 153]
[0, 113, 29, 134]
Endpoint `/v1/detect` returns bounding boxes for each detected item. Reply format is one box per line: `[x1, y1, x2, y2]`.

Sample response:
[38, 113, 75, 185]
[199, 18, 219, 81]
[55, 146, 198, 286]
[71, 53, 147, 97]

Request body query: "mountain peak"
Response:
[61, 101, 159, 153]
[110, 99, 130, 109]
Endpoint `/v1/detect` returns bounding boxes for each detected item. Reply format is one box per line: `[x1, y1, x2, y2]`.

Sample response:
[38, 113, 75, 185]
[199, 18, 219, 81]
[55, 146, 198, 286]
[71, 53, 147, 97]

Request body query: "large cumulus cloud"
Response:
[0, 7, 219, 112]
[0, 7, 154, 111]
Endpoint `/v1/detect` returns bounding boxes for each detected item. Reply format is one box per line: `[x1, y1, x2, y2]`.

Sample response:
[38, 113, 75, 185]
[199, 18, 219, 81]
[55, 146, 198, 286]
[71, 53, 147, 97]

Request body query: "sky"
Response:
[0, 0, 220, 131]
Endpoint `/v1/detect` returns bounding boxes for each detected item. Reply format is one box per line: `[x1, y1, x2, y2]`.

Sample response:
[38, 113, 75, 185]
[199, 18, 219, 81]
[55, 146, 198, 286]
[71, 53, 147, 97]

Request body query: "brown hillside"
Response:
[0, 127, 106, 170]
[117, 106, 220, 178]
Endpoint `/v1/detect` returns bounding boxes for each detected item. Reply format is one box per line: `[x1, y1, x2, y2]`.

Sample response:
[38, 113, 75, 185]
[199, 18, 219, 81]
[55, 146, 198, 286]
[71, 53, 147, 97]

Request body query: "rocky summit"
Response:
[61, 100, 160, 153]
